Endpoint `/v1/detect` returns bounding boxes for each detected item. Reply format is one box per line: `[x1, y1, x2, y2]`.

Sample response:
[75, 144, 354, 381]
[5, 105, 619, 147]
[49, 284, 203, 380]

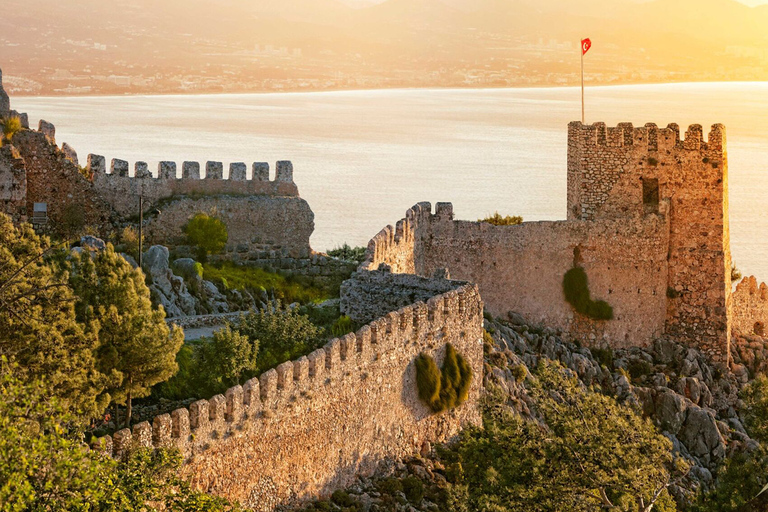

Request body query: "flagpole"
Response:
[581, 42, 585, 124]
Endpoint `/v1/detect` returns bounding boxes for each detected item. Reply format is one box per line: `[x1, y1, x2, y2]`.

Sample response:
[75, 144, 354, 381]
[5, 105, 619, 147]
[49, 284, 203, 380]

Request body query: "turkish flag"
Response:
[581, 38, 592, 55]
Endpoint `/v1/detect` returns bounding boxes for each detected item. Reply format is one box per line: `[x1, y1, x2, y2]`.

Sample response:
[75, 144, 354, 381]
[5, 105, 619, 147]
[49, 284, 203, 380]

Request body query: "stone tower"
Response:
[0, 68, 10, 118]
[567, 122, 732, 364]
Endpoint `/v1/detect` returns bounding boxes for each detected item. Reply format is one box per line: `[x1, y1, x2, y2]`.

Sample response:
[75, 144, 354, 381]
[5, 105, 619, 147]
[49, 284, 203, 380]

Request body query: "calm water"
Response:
[12, 83, 768, 280]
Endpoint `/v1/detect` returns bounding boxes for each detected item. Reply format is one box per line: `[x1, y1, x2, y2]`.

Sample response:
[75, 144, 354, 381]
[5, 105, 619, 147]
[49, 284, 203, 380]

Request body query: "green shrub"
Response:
[511, 364, 527, 383]
[183, 212, 228, 261]
[590, 347, 614, 368]
[479, 212, 523, 226]
[117, 226, 143, 261]
[482, 329, 495, 354]
[415, 344, 473, 413]
[416, 354, 442, 408]
[1, 116, 22, 143]
[235, 304, 322, 378]
[377, 477, 403, 494]
[562, 266, 613, 321]
[327, 243, 366, 264]
[401, 476, 424, 504]
[647, 157, 659, 166]
[627, 359, 652, 381]
[732, 263, 742, 282]
[203, 262, 327, 305]
[330, 315, 354, 337]
[331, 490, 355, 507]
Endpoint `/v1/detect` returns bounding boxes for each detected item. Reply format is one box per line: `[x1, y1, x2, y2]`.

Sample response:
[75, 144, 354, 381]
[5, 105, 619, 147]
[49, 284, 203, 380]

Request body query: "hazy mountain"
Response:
[2, 0, 768, 93]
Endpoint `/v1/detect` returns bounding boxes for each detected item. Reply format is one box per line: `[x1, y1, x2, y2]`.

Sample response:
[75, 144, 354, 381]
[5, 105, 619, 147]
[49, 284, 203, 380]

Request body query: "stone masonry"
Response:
[94, 283, 484, 510]
[363, 123, 734, 364]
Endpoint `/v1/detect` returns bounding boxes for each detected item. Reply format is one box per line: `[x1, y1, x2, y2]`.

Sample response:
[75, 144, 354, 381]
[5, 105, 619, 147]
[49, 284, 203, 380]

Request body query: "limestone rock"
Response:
[81, 235, 106, 251]
[678, 406, 726, 464]
[654, 389, 688, 434]
[143, 245, 198, 318]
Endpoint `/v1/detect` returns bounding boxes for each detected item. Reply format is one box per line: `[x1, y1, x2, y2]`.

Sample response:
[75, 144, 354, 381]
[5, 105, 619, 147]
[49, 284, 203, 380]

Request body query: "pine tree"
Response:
[0, 214, 108, 420]
[69, 244, 184, 427]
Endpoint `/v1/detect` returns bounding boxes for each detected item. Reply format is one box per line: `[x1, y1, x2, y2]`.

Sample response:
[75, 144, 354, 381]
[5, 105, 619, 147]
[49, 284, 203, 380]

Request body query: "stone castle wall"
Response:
[94, 283, 484, 510]
[733, 276, 768, 337]
[0, 145, 27, 223]
[567, 122, 731, 363]
[10, 127, 115, 234]
[365, 202, 670, 349]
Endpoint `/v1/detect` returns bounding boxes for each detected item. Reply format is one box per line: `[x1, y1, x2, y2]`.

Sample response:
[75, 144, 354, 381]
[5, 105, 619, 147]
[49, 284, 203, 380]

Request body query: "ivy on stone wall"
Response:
[562, 266, 614, 321]
[415, 344, 472, 413]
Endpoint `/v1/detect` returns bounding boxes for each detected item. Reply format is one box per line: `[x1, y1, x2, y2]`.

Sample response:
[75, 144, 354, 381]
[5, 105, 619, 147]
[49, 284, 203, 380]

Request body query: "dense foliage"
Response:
[0, 361, 242, 511]
[416, 344, 472, 413]
[0, 214, 106, 420]
[156, 303, 323, 400]
[68, 245, 184, 426]
[444, 361, 682, 512]
[479, 212, 524, 226]
[203, 262, 328, 304]
[563, 266, 614, 320]
[183, 212, 228, 261]
[327, 243, 367, 264]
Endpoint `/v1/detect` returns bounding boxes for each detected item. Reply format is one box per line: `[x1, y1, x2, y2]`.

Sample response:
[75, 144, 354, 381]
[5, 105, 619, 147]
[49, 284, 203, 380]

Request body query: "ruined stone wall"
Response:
[10, 127, 115, 235]
[86, 157, 313, 258]
[732, 276, 768, 337]
[369, 203, 670, 349]
[94, 284, 484, 510]
[340, 269, 466, 324]
[567, 122, 732, 363]
[0, 145, 27, 223]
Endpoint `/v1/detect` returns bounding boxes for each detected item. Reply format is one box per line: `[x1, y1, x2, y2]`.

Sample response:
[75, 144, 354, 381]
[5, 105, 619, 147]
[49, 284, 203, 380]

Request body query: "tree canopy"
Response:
[445, 361, 684, 512]
[0, 213, 107, 420]
[183, 212, 228, 261]
[68, 244, 184, 426]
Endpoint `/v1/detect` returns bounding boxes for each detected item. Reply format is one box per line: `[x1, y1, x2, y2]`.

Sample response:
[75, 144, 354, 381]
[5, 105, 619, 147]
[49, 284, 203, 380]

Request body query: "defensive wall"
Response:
[92, 281, 484, 510]
[362, 123, 733, 363]
[84, 156, 314, 259]
[363, 201, 671, 349]
[733, 276, 768, 337]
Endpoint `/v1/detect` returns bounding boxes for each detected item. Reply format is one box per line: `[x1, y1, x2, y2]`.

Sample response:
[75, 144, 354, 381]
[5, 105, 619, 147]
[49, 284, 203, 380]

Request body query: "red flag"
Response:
[581, 38, 592, 55]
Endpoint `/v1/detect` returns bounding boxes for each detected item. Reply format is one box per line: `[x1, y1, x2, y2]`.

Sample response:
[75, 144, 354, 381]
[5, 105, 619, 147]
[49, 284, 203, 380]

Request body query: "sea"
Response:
[12, 83, 768, 280]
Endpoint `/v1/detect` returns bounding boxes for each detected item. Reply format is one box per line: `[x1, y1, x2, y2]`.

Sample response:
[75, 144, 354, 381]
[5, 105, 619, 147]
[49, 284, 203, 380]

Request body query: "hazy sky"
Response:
[737, 0, 768, 4]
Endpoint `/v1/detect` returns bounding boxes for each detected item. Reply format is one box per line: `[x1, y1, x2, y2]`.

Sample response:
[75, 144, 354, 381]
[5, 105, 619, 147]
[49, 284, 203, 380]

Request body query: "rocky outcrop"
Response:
[141, 246, 231, 317]
[142, 245, 198, 318]
[482, 317, 751, 506]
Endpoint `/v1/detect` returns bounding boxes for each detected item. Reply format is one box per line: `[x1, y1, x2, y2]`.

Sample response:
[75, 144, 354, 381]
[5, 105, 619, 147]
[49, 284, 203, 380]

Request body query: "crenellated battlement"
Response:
[87, 154, 295, 184]
[91, 283, 484, 506]
[568, 121, 725, 152]
[361, 201, 454, 273]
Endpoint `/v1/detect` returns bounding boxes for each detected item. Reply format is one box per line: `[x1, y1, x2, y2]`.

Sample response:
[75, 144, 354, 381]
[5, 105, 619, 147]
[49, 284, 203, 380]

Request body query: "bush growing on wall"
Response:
[0, 116, 22, 145]
[183, 212, 228, 261]
[416, 344, 472, 413]
[479, 212, 523, 226]
[563, 266, 613, 321]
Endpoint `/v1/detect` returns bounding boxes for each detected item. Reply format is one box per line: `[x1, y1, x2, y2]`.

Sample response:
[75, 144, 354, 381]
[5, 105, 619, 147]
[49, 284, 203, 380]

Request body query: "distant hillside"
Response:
[2, 0, 768, 94]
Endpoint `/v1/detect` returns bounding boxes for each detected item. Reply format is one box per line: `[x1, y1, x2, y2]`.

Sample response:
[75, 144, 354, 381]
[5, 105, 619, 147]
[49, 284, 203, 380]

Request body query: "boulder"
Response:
[172, 258, 202, 280]
[678, 406, 726, 465]
[655, 389, 688, 434]
[142, 245, 198, 317]
[81, 235, 106, 251]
